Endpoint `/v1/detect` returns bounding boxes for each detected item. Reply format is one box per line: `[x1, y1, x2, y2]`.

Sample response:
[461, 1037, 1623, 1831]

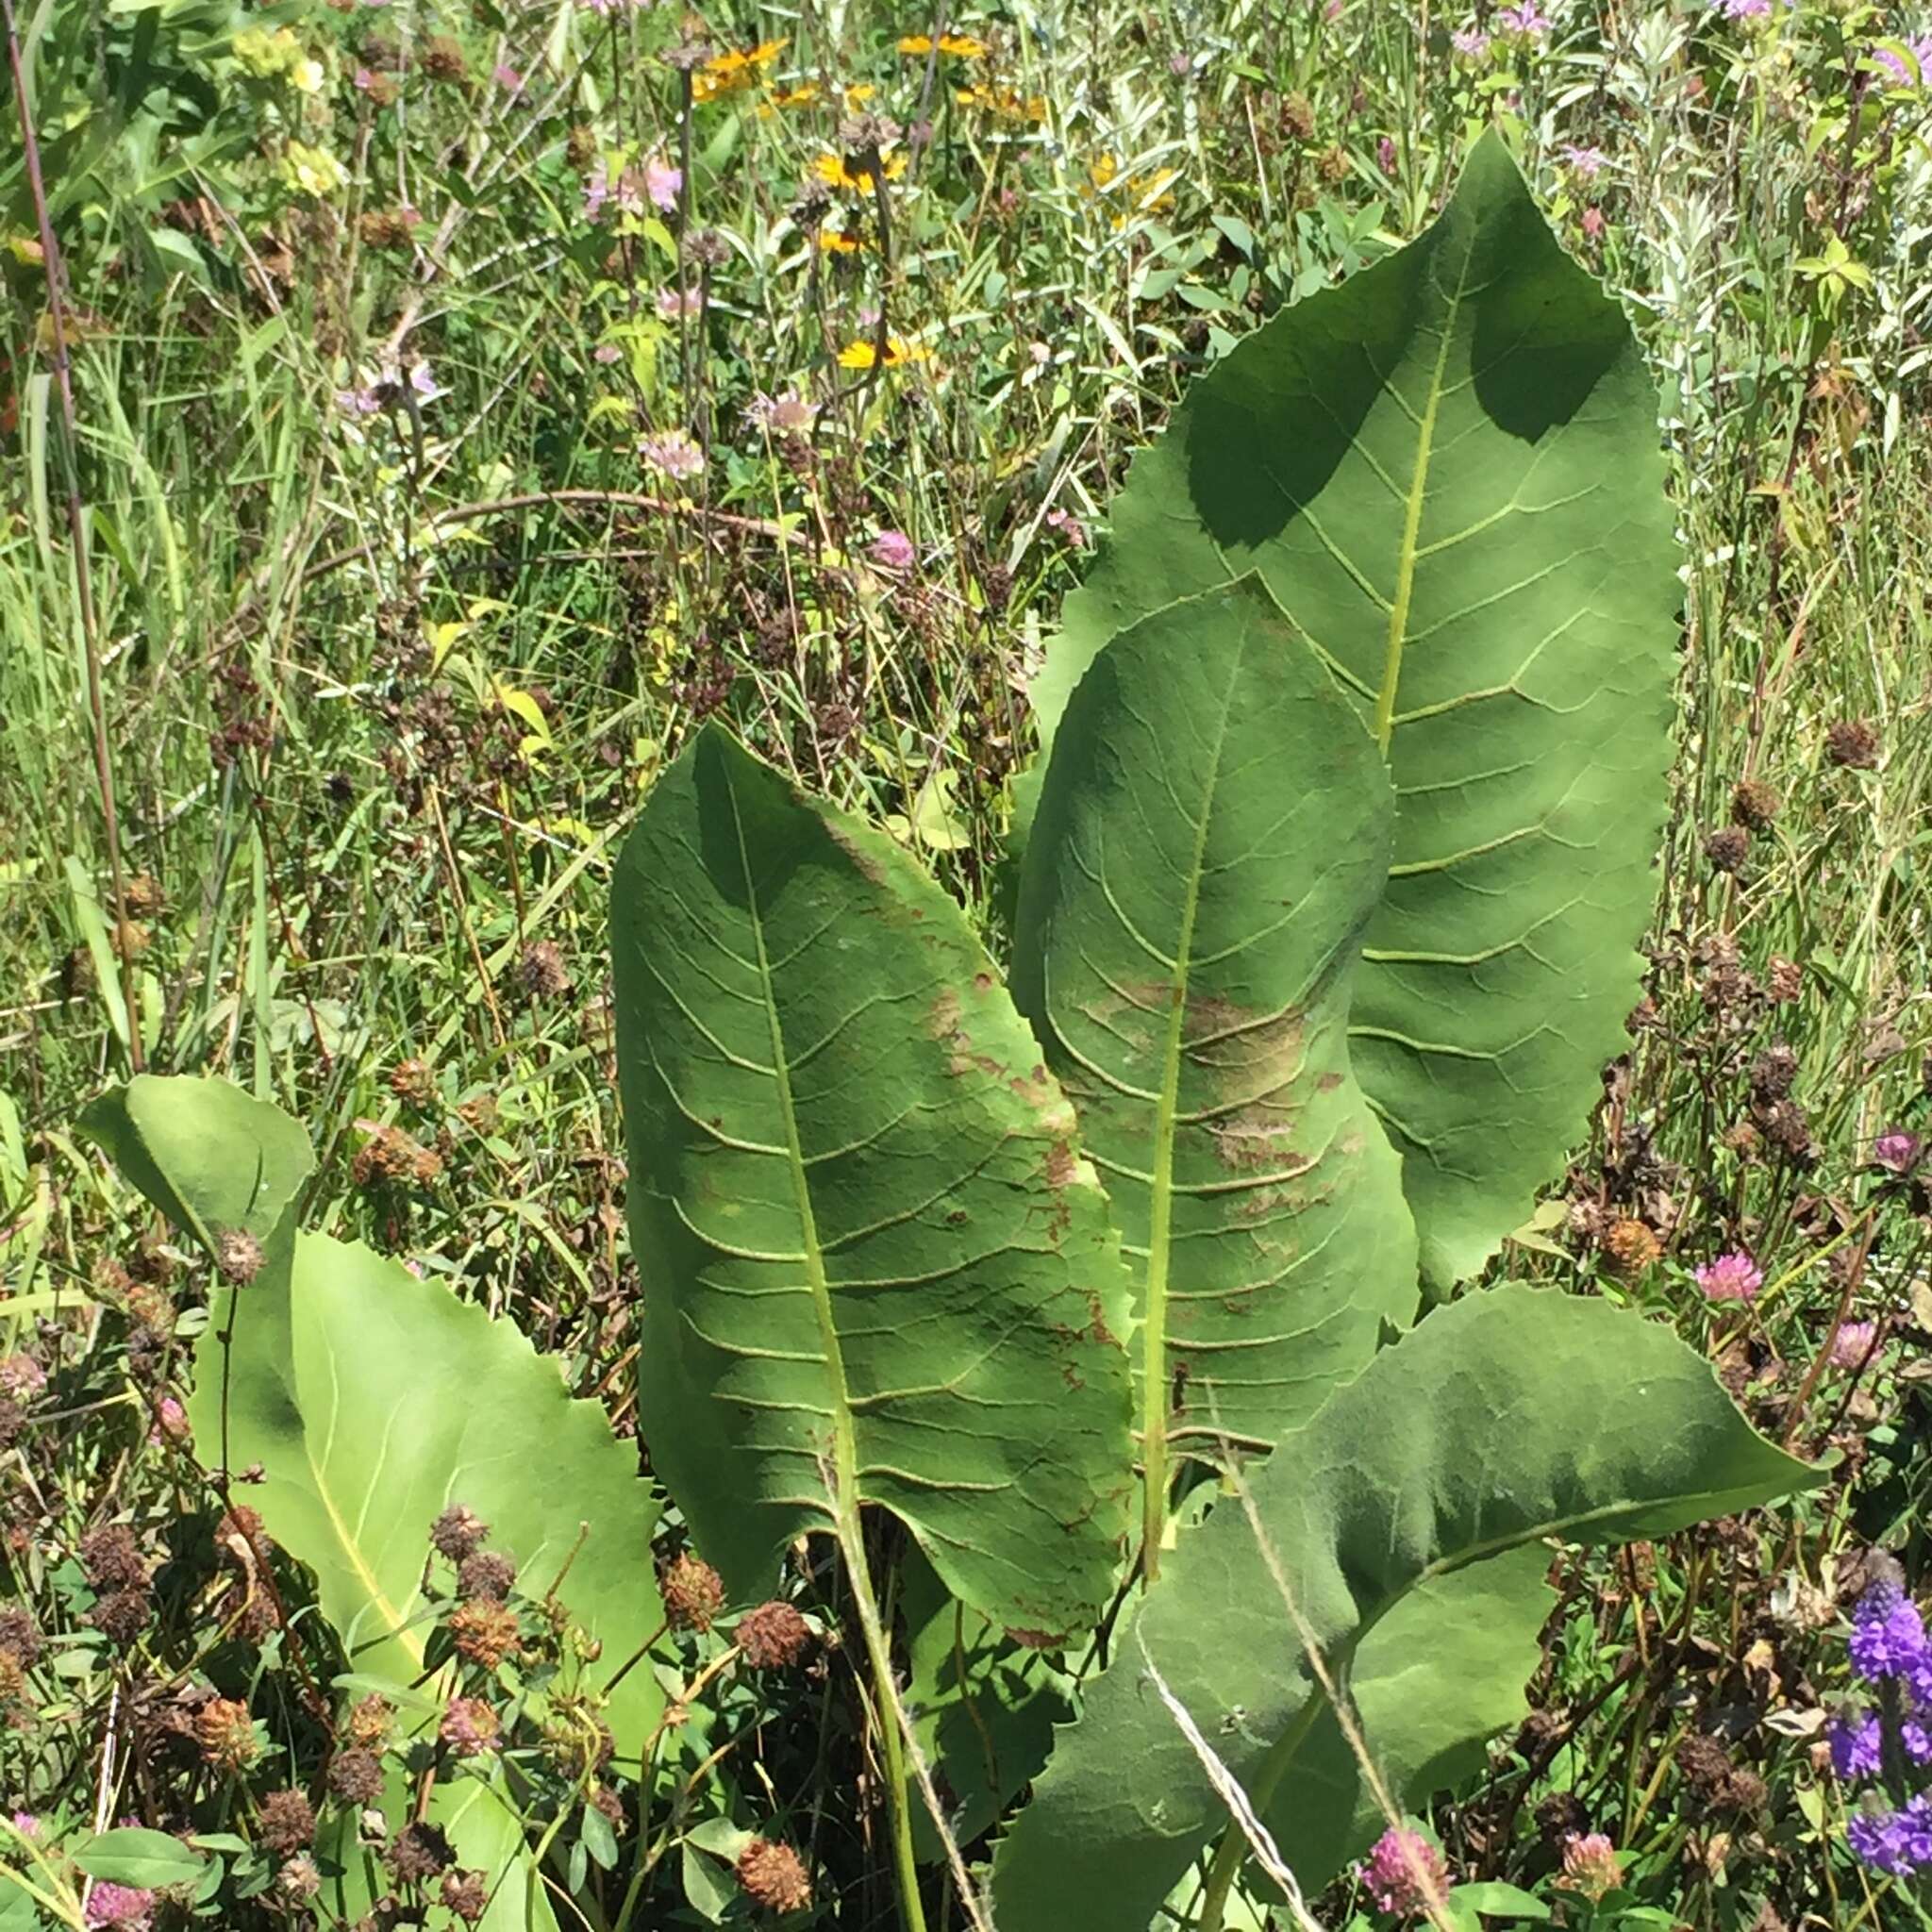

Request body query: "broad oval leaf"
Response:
[611, 722, 1134, 1639]
[990, 1285, 1815, 1932]
[83, 1074, 665, 1924]
[1024, 129, 1681, 1290]
[1012, 577, 1419, 1485]
[72, 1827, 207, 1889]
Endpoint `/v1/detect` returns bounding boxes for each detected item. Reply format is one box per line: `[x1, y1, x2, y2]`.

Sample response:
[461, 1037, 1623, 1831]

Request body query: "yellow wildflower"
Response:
[233, 24, 300, 75]
[898, 31, 985, 57]
[281, 141, 348, 197]
[291, 56, 325, 92]
[843, 83, 875, 107]
[954, 81, 1044, 123]
[818, 227, 861, 254]
[837, 337, 930, 371]
[758, 80, 822, 115]
[694, 37, 786, 101]
[812, 149, 908, 192]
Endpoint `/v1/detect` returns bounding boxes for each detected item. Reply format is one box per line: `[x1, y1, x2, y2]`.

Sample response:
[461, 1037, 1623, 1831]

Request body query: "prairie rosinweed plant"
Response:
[8, 0, 1932, 1924]
[62, 132, 1824, 1932]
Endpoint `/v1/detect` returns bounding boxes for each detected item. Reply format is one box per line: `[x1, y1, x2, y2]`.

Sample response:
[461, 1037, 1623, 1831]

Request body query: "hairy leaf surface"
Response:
[1013, 577, 1418, 1461]
[1024, 130, 1681, 1288]
[990, 1287, 1813, 1930]
[611, 724, 1134, 1637]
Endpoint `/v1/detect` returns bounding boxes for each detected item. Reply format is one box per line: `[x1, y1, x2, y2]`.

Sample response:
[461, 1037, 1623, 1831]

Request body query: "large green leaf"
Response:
[1011, 578, 1419, 1545]
[990, 1286, 1814, 1932]
[84, 1078, 667, 1930]
[610, 723, 1134, 1640]
[1024, 129, 1681, 1290]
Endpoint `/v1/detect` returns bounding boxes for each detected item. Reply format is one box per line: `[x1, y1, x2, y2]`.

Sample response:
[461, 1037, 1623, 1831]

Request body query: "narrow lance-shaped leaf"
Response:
[990, 1286, 1817, 1932]
[611, 724, 1134, 1639]
[1012, 579, 1420, 1547]
[1023, 129, 1681, 1290]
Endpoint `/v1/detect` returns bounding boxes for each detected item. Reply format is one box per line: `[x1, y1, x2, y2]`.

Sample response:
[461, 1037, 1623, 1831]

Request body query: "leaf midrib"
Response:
[1139, 644, 1243, 1574]
[725, 770, 859, 1521]
[1371, 249, 1470, 757]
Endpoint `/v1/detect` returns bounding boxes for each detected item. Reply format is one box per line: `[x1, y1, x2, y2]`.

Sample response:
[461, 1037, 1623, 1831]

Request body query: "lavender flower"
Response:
[643, 152, 681, 212]
[1694, 1250, 1763, 1302]
[1874, 1129, 1922, 1173]
[1830, 1710, 1884, 1778]
[1560, 142, 1606, 178]
[1850, 1581, 1927, 1683]
[1873, 38, 1932, 87]
[746, 390, 818, 435]
[1497, 3, 1550, 33]
[868, 529, 917, 571]
[1450, 25, 1491, 57]
[639, 427, 705, 482]
[1830, 1320, 1878, 1370]
[335, 385, 383, 418]
[1358, 1826, 1448, 1914]
[1713, 0, 1772, 17]
[1849, 1792, 1932, 1875]
[655, 286, 702, 321]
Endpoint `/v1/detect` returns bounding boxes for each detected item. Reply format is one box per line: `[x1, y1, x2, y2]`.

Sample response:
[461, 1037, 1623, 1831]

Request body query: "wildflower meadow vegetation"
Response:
[3, 0, 1931, 1928]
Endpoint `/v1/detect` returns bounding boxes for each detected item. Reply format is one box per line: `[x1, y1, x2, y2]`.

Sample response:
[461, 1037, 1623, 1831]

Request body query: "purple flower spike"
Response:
[1829, 1710, 1883, 1778]
[1850, 1581, 1928, 1683]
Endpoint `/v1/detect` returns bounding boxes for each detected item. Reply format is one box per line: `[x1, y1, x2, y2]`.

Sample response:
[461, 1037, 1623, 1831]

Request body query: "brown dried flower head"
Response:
[458, 1550, 517, 1602]
[1704, 825, 1750, 874]
[1825, 717, 1880, 770]
[345, 1691, 394, 1751]
[196, 1695, 260, 1773]
[215, 1227, 265, 1284]
[441, 1869, 491, 1923]
[327, 1746, 385, 1804]
[449, 1599, 521, 1670]
[737, 1837, 812, 1914]
[660, 1552, 726, 1634]
[736, 1601, 811, 1671]
[390, 1058, 437, 1107]
[431, 1505, 490, 1562]
[258, 1789, 317, 1854]
[1604, 1217, 1662, 1275]
[1730, 778, 1780, 830]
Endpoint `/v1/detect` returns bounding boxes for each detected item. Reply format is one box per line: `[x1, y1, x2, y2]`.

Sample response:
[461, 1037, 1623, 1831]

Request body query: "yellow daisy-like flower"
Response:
[818, 227, 862, 254]
[837, 336, 930, 371]
[812, 149, 908, 192]
[843, 82, 876, 106]
[694, 37, 787, 100]
[954, 81, 1044, 123]
[898, 31, 985, 57]
[758, 80, 823, 115]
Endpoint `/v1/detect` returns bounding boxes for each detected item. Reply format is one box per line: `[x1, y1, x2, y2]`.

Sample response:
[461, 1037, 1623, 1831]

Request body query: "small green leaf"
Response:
[73, 1827, 206, 1888]
[1449, 1880, 1553, 1920]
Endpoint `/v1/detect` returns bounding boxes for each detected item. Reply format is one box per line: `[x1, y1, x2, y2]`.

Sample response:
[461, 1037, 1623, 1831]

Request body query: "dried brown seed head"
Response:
[737, 1838, 811, 1914]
